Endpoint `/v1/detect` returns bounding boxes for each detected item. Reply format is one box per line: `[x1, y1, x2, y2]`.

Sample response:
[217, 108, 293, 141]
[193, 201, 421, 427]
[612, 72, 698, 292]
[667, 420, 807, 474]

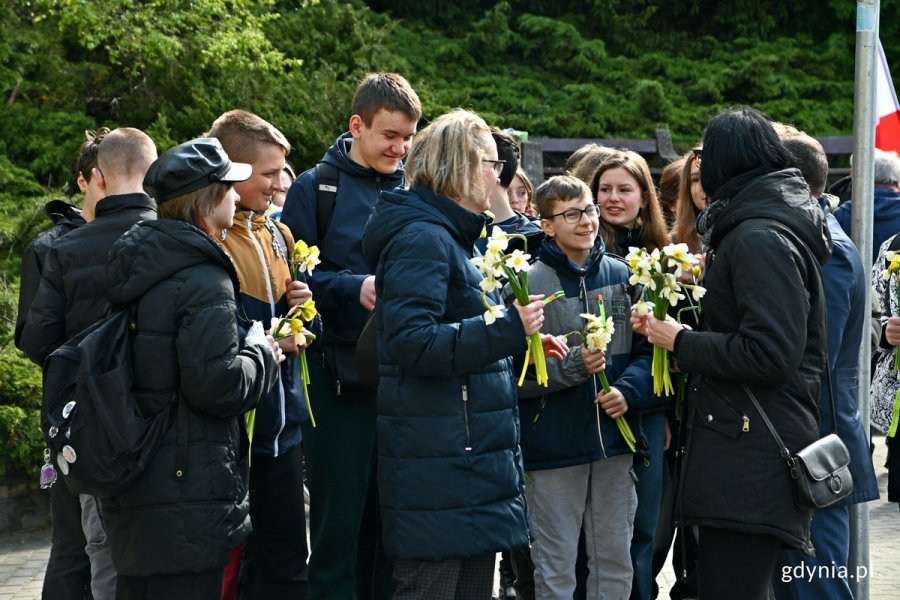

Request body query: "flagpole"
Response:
[850, 3, 878, 599]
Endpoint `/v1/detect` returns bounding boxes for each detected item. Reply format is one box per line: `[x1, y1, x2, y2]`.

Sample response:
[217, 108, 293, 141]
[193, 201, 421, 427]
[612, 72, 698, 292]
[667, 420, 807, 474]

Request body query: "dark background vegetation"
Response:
[1, 0, 896, 477]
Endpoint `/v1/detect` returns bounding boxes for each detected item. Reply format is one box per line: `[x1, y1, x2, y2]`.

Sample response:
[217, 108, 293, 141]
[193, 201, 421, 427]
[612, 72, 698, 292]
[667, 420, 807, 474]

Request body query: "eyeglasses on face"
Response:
[544, 204, 600, 224]
[481, 159, 506, 176]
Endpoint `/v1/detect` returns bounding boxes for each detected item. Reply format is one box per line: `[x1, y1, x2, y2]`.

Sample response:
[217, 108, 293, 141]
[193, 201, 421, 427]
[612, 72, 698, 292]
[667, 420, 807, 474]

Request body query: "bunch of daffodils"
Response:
[626, 243, 706, 396]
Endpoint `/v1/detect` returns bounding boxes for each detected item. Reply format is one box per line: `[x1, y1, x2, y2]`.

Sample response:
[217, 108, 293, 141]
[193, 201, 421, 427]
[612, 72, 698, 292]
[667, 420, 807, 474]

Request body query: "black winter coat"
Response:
[362, 185, 532, 561]
[673, 169, 830, 554]
[20, 193, 157, 365]
[102, 219, 279, 576]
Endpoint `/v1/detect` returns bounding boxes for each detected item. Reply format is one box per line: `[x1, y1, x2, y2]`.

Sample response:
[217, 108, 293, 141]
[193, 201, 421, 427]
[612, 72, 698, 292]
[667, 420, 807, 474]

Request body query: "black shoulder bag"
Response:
[742, 366, 852, 511]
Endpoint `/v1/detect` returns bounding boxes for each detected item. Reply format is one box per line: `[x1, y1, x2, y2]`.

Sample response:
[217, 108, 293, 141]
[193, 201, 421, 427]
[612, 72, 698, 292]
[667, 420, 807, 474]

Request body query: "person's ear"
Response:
[348, 114, 364, 139]
[92, 167, 106, 191]
[76, 173, 87, 194]
[540, 217, 555, 239]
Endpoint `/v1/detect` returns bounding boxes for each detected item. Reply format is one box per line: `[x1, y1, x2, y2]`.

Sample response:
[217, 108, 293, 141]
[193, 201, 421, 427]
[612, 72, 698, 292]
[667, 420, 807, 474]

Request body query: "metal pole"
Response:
[849, 2, 879, 598]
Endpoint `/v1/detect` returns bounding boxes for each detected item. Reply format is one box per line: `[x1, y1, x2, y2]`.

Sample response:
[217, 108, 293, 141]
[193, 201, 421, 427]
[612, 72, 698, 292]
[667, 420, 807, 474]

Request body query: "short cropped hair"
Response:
[491, 127, 520, 188]
[404, 109, 491, 206]
[158, 182, 231, 235]
[206, 109, 290, 163]
[873, 149, 900, 187]
[782, 134, 829, 198]
[700, 106, 792, 197]
[74, 127, 110, 183]
[534, 175, 592, 217]
[97, 128, 157, 180]
[351, 73, 422, 127]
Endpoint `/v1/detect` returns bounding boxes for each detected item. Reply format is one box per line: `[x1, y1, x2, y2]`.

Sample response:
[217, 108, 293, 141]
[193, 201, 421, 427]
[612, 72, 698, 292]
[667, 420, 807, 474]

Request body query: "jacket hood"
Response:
[323, 132, 406, 187]
[107, 219, 238, 305]
[362, 185, 490, 268]
[710, 169, 831, 264]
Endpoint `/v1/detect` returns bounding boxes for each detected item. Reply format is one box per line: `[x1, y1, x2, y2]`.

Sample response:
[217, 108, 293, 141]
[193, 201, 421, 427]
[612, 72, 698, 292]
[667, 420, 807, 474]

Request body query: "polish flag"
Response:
[876, 40, 900, 154]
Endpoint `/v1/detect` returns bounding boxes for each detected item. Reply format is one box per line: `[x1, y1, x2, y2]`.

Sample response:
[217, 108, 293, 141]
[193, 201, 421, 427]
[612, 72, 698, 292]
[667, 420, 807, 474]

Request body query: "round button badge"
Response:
[62, 445, 77, 464]
[62, 401, 77, 419]
[56, 453, 70, 476]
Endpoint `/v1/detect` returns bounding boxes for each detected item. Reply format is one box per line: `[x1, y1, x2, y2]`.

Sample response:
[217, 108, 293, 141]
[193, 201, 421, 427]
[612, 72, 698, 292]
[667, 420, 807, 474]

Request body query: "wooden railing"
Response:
[520, 130, 854, 185]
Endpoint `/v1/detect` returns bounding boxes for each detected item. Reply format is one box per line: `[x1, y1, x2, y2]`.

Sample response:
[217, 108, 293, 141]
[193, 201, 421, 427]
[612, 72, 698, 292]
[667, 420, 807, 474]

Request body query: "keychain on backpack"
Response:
[39, 447, 57, 489]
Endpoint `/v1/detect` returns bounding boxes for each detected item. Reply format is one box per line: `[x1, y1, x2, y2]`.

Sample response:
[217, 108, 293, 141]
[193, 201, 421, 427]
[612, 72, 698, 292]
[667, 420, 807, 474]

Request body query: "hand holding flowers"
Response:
[625, 243, 706, 396]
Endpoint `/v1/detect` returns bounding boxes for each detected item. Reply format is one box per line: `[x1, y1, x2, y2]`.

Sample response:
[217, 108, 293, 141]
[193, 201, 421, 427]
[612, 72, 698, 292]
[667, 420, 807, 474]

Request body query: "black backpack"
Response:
[42, 306, 176, 498]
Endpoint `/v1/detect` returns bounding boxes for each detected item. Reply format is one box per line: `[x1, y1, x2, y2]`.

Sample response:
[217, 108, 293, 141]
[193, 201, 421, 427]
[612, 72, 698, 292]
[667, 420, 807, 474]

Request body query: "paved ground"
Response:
[1, 438, 898, 599]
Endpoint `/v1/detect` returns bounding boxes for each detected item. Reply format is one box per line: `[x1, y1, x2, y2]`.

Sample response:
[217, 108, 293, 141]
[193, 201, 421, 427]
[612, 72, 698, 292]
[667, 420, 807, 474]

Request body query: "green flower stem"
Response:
[595, 372, 636, 453]
[504, 265, 549, 386]
[300, 353, 316, 428]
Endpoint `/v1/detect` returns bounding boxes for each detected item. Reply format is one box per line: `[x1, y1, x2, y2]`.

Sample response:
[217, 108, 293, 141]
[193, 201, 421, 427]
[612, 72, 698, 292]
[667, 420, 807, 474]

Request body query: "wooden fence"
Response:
[519, 129, 854, 186]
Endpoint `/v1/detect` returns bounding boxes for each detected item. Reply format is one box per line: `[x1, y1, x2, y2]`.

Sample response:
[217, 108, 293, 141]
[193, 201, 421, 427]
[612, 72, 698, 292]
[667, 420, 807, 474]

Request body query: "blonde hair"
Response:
[206, 109, 290, 163]
[590, 150, 669, 254]
[158, 183, 230, 237]
[404, 109, 492, 205]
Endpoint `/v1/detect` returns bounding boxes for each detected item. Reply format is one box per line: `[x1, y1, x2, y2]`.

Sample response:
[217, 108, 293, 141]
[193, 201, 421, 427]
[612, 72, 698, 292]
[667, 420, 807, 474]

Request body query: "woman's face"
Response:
[507, 175, 529, 213]
[596, 167, 644, 229]
[690, 157, 707, 211]
[460, 132, 499, 214]
[208, 186, 240, 232]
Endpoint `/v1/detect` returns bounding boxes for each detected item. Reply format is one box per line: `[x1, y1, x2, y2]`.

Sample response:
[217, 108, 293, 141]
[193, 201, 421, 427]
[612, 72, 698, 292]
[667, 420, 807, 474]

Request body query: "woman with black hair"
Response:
[631, 106, 830, 599]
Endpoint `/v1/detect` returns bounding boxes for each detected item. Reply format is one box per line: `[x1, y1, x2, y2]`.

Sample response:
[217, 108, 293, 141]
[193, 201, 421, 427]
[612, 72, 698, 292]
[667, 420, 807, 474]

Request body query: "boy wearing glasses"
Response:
[515, 175, 652, 600]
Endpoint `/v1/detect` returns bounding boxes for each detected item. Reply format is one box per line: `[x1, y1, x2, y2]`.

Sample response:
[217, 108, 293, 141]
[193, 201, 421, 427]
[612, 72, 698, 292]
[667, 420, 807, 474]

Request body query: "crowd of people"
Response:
[14, 71, 890, 600]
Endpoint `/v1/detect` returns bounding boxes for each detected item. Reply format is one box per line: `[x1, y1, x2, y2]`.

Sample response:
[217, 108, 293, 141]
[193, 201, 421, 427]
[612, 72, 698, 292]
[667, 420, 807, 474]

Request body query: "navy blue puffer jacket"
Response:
[362, 185, 532, 561]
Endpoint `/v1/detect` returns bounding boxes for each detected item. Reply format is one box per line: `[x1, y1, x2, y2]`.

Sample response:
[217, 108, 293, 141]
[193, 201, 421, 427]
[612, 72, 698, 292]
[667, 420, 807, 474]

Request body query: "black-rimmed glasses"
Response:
[544, 204, 600, 224]
[482, 159, 506, 176]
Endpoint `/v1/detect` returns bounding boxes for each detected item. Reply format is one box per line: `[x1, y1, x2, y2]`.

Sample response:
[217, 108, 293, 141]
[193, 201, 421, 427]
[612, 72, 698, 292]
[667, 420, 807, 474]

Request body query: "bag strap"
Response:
[741, 384, 800, 481]
[315, 162, 339, 242]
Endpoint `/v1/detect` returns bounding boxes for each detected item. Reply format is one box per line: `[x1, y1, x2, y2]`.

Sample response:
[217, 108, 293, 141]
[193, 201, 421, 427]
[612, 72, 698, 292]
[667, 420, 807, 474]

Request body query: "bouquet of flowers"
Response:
[472, 226, 559, 386]
[581, 294, 637, 452]
[881, 250, 900, 437]
[626, 243, 706, 396]
[292, 239, 321, 277]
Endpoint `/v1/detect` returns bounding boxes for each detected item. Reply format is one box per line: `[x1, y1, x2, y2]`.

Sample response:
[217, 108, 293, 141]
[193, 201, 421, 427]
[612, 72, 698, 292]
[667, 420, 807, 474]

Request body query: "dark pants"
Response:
[42, 475, 93, 600]
[239, 443, 309, 599]
[630, 411, 666, 600]
[697, 526, 781, 600]
[301, 360, 393, 600]
[772, 505, 854, 600]
[393, 554, 495, 600]
[116, 569, 221, 600]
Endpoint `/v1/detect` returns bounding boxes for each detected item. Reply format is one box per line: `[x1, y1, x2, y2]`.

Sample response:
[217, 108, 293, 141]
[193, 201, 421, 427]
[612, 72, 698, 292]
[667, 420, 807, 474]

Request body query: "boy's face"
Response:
[233, 143, 286, 213]
[348, 109, 417, 175]
[540, 191, 598, 262]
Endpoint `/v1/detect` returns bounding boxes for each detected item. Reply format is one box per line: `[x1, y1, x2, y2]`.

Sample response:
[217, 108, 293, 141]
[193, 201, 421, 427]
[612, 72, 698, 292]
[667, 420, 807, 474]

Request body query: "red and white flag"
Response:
[876, 40, 900, 154]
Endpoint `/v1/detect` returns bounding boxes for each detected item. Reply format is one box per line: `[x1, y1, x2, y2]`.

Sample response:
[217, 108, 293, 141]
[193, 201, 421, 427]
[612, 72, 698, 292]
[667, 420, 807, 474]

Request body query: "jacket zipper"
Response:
[462, 384, 472, 452]
[581, 276, 607, 458]
[245, 216, 287, 455]
[697, 378, 750, 433]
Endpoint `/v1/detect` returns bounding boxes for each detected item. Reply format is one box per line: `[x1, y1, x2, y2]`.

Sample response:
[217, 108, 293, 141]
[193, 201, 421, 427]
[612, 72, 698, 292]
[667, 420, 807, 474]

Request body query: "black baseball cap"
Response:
[144, 137, 251, 203]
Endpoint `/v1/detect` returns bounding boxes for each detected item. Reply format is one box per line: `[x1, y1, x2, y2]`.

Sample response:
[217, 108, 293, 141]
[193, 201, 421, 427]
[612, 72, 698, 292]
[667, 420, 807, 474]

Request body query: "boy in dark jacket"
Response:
[207, 110, 314, 599]
[22, 127, 158, 600]
[281, 72, 421, 600]
[517, 175, 652, 600]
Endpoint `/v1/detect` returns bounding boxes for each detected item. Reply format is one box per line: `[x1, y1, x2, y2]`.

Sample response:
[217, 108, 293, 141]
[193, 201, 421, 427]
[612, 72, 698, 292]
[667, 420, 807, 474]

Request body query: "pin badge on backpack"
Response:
[62, 445, 77, 464]
[62, 401, 76, 419]
[56, 453, 70, 476]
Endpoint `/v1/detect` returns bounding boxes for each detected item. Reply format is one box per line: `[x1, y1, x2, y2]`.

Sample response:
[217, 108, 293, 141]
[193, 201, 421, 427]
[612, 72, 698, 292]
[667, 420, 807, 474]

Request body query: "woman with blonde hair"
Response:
[362, 109, 565, 599]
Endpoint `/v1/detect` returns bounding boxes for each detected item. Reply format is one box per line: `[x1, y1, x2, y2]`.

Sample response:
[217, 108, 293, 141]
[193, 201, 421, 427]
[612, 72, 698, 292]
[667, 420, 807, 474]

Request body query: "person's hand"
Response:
[581, 345, 606, 374]
[276, 333, 305, 357]
[514, 294, 546, 336]
[360, 276, 376, 311]
[541, 334, 569, 361]
[266, 334, 286, 364]
[630, 311, 682, 352]
[663, 417, 672, 451]
[595, 386, 628, 419]
[886, 316, 900, 347]
[285, 278, 313, 308]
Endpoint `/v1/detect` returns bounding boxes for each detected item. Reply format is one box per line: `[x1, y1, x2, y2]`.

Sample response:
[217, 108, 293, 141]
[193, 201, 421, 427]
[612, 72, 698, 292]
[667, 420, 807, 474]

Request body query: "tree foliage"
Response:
[0, 0, 897, 478]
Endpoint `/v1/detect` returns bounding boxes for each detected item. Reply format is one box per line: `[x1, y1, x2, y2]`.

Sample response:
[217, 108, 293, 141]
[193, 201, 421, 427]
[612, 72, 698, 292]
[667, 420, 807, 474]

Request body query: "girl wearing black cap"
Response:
[101, 138, 284, 599]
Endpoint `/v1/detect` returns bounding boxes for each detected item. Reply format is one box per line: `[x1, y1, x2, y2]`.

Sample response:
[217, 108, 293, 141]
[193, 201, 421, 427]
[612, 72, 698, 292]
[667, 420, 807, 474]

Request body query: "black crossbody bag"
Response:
[742, 364, 852, 511]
